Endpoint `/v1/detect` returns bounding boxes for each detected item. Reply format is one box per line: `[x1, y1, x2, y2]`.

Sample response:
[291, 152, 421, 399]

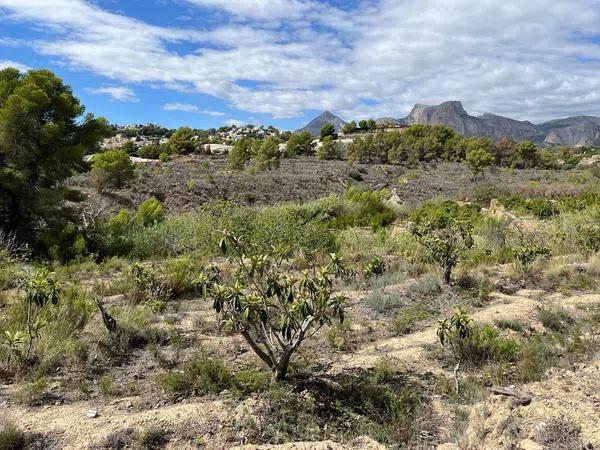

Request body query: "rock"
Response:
[518, 439, 543, 450]
[86, 409, 98, 418]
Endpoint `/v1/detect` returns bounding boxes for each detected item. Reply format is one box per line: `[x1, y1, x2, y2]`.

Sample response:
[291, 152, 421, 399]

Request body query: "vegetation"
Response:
[91, 149, 135, 191]
[196, 231, 346, 380]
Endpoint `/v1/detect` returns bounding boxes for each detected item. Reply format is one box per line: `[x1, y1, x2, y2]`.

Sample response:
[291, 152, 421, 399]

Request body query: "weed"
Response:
[538, 308, 574, 332]
[392, 303, 432, 335]
[0, 424, 26, 450]
[494, 319, 524, 333]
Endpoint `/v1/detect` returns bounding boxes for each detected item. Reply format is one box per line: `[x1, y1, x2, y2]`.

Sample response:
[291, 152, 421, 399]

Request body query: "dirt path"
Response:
[332, 291, 600, 373]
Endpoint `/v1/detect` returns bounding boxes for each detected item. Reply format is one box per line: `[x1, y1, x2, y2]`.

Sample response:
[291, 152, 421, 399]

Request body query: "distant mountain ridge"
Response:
[299, 102, 600, 146]
[297, 111, 347, 135]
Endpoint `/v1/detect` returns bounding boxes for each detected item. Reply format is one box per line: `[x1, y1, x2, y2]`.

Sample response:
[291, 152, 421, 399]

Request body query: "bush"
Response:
[316, 136, 343, 160]
[255, 137, 281, 171]
[329, 187, 396, 230]
[136, 198, 163, 226]
[137, 144, 163, 159]
[0, 424, 26, 450]
[538, 308, 574, 333]
[156, 356, 234, 396]
[91, 150, 135, 192]
[392, 304, 432, 335]
[285, 132, 315, 157]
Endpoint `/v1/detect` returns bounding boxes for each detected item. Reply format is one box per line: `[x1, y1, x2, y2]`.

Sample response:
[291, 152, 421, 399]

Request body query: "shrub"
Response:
[227, 138, 254, 170]
[538, 308, 574, 333]
[392, 304, 432, 335]
[316, 136, 343, 160]
[465, 147, 495, 176]
[285, 132, 315, 157]
[196, 231, 345, 381]
[365, 291, 405, 314]
[157, 356, 234, 396]
[136, 198, 163, 226]
[329, 187, 395, 230]
[91, 150, 135, 192]
[137, 144, 163, 159]
[363, 256, 386, 278]
[320, 123, 336, 140]
[255, 137, 281, 171]
[0, 424, 26, 450]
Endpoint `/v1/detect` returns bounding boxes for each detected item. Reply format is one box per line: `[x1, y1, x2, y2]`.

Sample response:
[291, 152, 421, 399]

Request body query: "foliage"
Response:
[168, 127, 196, 154]
[465, 147, 495, 176]
[411, 218, 474, 284]
[363, 256, 386, 278]
[135, 198, 164, 226]
[227, 138, 254, 170]
[342, 121, 357, 134]
[0, 424, 26, 450]
[512, 141, 538, 168]
[137, 144, 163, 159]
[40, 222, 88, 262]
[316, 136, 343, 160]
[329, 187, 395, 230]
[255, 137, 281, 171]
[157, 355, 234, 396]
[91, 149, 135, 192]
[285, 132, 315, 157]
[0, 68, 109, 244]
[320, 123, 337, 140]
[438, 308, 519, 367]
[196, 231, 346, 380]
[393, 303, 432, 335]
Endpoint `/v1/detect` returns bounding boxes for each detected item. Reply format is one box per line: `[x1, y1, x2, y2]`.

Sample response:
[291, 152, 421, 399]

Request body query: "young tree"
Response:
[91, 149, 135, 191]
[358, 119, 368, 130]
[367, 119, 377, 130]
[465, 147, 495, 177]
[411, 218, 474, 284]
[255, 137, 281, 170]
[227, 138, 254, 170]
[196, 231, 346, 381]
[512, 141, 538, 168]
[168, 127, 196, 154]
[320, 123, 337, 140]
[285, 131, 315, 157]
[342, 120, 357, 135]
[347, 135, 376, 163]
[316, 136, 343, 160]
[0, 68, 109, 243]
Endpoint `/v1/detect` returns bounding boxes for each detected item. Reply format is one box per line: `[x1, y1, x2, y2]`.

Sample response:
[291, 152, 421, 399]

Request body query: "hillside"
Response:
[297, 111, 347, 135]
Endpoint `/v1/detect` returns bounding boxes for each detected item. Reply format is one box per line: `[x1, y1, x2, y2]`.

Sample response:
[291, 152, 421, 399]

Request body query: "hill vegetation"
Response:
[1, 67, 600, 449]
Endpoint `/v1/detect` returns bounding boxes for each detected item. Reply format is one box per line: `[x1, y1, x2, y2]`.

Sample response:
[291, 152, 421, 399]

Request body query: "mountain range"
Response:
[298, 101, 600, 146]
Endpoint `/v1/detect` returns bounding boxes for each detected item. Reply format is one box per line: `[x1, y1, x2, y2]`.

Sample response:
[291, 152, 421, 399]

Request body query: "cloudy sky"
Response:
[1, 0, 599, 129]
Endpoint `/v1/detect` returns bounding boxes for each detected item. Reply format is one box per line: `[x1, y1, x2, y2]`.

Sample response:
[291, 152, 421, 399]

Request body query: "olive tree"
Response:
[196, 231, 346, 381]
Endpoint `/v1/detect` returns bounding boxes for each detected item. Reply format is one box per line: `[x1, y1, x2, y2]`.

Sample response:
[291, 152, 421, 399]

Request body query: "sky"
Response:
[0, 0, 599, 130]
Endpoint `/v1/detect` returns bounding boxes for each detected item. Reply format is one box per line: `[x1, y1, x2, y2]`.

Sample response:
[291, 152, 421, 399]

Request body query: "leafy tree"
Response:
[347, 135, 376, 163]
[0, 68, 109, 243]
[137, 144, 163, 159]
[120, 140, 137, 155]
[411, 218, 474, 284]
[342, 120, 357, 134]
[358, 120, 368, 130]
[465, 147, 495, 177]
[227, 138, 254, 170]
[285, 131, 315, 157]
[316, 136, 343, 160]
[255, 137, 281, 171]
[320, 123, 337, 140]
[91, 149, 135, 191]
[367, 119, 377, 130]
[168, 127, 196, 154]
[512, 141, 538, 168]
[196, 231, 346, 381]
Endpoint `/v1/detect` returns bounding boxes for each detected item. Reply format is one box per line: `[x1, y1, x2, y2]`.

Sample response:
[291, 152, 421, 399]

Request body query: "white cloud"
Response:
[163, 102, 225, 116]
[87, 86, 138, 102]
[1, 0, 600, 122]
[0, 59, 31, 71]
[223, 119, 246, 127]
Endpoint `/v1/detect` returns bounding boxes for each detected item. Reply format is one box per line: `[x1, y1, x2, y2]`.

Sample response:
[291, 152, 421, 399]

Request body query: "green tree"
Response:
[168, 127, 196, 154]
[367, 119, 377, 130]
[320, 123, 337, 140]
[316, 136, 343, 160]
[137, 144, 163, 159]
[358, 119, 368, 130]
[512, 141, 538, 168]
[120, 140, 137, 155]
[342, 120, 357, 134]
[91, 149, 135, 192]
[465, 147, 495, 177]
[227, 138, 254, 170]
[196, 231, 346, 381]
[0, 68, 109, 243]
[347, 135, 376, 163]
[285, 131, 315, 157]
[255, 137, 281, 171]
[136, 197, 164, 226]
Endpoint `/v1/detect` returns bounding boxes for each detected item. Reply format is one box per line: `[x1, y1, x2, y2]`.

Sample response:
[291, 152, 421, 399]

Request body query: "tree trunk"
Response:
[273, 348, 293, 382]
[443, 266, 452, 284]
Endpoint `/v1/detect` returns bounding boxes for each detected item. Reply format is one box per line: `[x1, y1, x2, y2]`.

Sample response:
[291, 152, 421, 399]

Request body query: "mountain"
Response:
[538, 116, 600, 147]
[398, 101, 600, 146]
[375, 117, 401, 126]
[298, 111, 347, 135]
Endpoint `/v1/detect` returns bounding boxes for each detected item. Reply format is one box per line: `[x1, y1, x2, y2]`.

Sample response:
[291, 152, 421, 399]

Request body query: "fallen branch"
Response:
[95, 296, 118, 333]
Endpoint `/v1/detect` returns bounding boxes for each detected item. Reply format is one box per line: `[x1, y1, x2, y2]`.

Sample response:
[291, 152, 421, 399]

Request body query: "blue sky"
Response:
[1, 0, 599, 130]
